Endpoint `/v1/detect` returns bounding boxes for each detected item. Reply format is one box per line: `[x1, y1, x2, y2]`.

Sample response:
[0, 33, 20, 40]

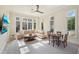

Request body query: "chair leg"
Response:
[49, 39, 51, 45]
[62, 41, 65, 48]
[52, 40, 55, 47]
[66, 41, 67, 46]
[57, 40, 60, 47]
[56, 40, 58, 45]
[64, 43, 65, 48]
[49, 41, 50, 45]
[64, 41, 67, 48]
[64, 42, 66, 48]
[58, 43, 59, 47]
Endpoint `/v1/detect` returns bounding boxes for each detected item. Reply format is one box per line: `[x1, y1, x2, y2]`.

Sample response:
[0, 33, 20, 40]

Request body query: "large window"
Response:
[16, 17, 20, 20]
[16, 21, 20, 32]
[50, 17, 54, 32]
[41, 22, 44, 31]
[67, 17, 75, 31]
[34, 20, 36, 30]
[22, 18, 27, 30]
[28, 19, 32, 29]
[16, 17, 20, 32]
[16, 17, 37, 31]
[67, 10, 75, 31]
[22, 22, 27, 30]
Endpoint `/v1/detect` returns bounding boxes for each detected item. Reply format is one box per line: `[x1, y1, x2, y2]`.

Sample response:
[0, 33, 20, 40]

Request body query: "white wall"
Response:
[0, 32, 8, 53]
[9, 12, 40, 35]
[40, 8, 67, 34]
[76, 6, 79, 41]
[41, 6, 77, 35]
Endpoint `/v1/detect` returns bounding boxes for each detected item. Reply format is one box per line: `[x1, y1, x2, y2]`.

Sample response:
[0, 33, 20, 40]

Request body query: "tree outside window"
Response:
[67, 10, 75, 31]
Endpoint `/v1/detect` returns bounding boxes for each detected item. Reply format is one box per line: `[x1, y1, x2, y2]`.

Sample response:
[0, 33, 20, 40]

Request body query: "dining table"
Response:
[50, 33, 64, 47]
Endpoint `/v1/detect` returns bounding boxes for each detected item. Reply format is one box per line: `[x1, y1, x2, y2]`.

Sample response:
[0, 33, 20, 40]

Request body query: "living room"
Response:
[0, 5, 79, 54]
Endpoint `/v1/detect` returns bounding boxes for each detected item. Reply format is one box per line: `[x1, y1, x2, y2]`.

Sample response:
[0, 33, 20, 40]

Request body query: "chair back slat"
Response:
[64, 34, 68, 41]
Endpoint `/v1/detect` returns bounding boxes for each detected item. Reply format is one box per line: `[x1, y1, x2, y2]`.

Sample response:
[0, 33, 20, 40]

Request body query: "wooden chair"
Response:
[52, 34, 57, 47]
[61, 34, 68, 48]
[56, 31, 62, 47]
[57, 31, 62, 36]
[47, 31, 51, 45]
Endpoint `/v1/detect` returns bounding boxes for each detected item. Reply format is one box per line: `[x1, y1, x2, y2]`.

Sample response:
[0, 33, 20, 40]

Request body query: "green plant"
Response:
[67, 16, 75, 31]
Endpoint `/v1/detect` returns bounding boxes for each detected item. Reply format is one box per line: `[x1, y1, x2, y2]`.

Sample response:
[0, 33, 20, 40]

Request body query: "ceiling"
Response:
[0, 5, 68, 16]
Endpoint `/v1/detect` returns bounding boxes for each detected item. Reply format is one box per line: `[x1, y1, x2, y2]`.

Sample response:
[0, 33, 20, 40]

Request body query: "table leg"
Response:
[48, 35, 50, 45]
[57, 37, 60, 47]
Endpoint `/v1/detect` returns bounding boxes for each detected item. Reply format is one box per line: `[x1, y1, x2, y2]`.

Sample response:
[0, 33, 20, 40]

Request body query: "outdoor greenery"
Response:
[67, 16, 75, 31]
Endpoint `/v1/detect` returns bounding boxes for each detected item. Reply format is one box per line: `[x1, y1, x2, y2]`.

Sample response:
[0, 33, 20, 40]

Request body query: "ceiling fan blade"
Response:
[38, 11, 44, 13]
[34, 10, 44, 14]
[33, 5, 44, 14]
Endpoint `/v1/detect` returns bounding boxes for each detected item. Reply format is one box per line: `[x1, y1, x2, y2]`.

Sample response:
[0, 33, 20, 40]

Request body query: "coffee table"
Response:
[24, 35, 35, 42]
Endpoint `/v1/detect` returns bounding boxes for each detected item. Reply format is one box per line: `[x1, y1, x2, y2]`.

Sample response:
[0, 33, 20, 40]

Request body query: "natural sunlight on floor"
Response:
[41, 40, 49, 44]
[17, 40, 26, 47]
[31, 42, 44, 49]
[17, 37, 50, 54]
[20, 46, 30, 54]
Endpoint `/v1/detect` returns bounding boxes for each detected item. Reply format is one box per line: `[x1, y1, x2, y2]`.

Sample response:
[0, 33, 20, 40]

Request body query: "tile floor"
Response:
[2, 37, 78, 54]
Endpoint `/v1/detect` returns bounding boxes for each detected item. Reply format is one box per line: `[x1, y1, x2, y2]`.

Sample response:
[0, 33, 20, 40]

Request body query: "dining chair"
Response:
[61, 34, 68, 48]
[52, 34, 57, 47]
[56, 31, 62, 47]
[57, 31, 62, 36]
[47, 31, 51, 45]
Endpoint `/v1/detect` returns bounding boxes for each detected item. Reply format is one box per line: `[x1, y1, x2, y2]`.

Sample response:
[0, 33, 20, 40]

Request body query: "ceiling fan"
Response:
[32, 5, 44, 14]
